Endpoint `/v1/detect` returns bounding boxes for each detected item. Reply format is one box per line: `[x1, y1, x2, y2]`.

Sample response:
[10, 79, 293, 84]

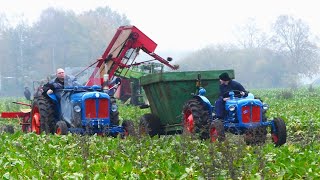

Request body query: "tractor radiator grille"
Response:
[241, 106, 261, 123]
[85, 99, 109, 118]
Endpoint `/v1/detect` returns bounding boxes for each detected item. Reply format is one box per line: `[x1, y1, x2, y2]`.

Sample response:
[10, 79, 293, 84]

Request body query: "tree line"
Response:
[0, 7, 129, 96]
[177, 16, 320, 88]
[0, 7, 319, 96]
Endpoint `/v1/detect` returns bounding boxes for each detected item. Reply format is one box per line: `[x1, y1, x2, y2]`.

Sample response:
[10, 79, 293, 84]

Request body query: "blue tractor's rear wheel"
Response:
[182, 98, 210, 140]
[31, 96, 55, 134]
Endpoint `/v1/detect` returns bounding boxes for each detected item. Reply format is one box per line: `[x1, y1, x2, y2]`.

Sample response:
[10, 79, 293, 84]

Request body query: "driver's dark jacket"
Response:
[219, 80, 247, 98]
[42, 75, 79, 95]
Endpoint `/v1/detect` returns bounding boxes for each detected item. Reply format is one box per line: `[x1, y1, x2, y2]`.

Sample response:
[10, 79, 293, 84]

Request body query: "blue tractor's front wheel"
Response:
[122, 120, 135, 137]
[210, 119, 225, 142]
[271, 118, 287, 147]
[55, 121, 68, 135]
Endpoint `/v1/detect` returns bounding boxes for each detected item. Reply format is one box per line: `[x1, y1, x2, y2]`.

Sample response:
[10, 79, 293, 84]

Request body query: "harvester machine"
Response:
[0, 25, 178, 135]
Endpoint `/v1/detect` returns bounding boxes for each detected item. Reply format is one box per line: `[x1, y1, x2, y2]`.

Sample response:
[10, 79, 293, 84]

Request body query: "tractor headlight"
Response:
[228, 105, 236, 111]
[263, 103, 269, 110]
[74, 105, 81, 112]
[111, 104, 118, 112]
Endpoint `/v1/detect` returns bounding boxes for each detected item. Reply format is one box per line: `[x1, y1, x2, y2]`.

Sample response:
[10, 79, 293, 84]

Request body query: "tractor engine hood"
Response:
[60, 91, 111, 127]
[70, 91, 111, 101]
[226, 98, 263, 107]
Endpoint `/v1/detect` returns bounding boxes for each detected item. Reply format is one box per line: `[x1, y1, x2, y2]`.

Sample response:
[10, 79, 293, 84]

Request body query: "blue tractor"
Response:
[182, 75, 287, 146]
[30, 82, 135, 136]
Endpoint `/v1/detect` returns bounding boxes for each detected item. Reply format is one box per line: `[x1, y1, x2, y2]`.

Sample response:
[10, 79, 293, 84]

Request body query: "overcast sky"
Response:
[0, 0, 319, 52]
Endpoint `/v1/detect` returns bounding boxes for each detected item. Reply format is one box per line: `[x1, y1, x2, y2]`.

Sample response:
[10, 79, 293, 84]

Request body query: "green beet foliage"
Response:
[0, 87, 320, 179]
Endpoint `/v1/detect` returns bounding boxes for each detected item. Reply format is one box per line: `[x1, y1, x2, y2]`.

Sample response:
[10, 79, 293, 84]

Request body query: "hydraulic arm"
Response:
[86, 25, 178, 86]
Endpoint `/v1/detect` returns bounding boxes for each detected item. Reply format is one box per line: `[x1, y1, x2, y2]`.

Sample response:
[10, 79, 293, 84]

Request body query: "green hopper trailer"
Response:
[139, 69, 234, 135]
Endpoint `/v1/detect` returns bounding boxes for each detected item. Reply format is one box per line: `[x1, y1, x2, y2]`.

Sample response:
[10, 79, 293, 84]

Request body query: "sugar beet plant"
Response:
[0, 87, 320, 179]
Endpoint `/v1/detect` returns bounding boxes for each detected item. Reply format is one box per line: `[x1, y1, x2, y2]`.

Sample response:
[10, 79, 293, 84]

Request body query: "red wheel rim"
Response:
[56, 127, 61, 135]
[31, 107, 40, 134]
[183, 109, 194, 133]
[210, 127, 218, 142]
[124, 130, 129, 137]
[272, 133, 278, 143]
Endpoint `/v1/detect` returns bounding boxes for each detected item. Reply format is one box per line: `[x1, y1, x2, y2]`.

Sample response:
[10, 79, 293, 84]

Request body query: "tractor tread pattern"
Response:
[183, 98, 210, 140]
[273, 117, 287, 147]
[139, 113, 161, 137]
[33, 96, 56, 134]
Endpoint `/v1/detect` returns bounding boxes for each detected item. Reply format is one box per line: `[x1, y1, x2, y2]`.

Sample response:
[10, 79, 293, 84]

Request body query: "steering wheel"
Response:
[223, 90, 243, 98]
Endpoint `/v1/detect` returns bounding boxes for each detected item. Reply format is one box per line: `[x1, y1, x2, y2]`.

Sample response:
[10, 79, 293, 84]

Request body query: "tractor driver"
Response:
[43, 68, 80, 99]
[214, 72, 248, 119]
[43, 68, 80, 124]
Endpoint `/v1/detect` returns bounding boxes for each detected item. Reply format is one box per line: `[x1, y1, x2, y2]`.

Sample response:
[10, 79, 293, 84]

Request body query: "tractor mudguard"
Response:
[193, 95, 213, 117]
[47, 93, 59, 104]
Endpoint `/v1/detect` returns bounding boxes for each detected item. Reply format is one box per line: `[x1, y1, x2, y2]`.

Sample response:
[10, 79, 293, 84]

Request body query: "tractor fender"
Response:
[194, 95, 213, 117]
[47, 93, 59, 104]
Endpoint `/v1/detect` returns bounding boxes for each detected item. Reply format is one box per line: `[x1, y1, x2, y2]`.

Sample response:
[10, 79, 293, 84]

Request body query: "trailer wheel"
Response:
[210, 119, 225, 142]
[139, 113, 161, 137]
[31, 96, 56, 134]
[122, 120, 135, 137]
[271, 118, 287, 147]
[182, 98, 210, 140]
[56, 121, 68, 135]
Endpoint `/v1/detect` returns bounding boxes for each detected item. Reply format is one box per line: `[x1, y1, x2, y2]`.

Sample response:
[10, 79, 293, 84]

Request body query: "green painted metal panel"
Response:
[117, 69, 147, 79]
[140, 69, 234, 132]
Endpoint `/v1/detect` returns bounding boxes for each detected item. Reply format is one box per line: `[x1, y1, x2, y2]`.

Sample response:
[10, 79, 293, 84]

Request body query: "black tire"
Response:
[139, 113, 161, 137]
[31, 96, 56, 134]
[122, 120, 135, 136]
[210, 119, 225, 142]
[110, 111, 119, 125]
[56, 121, 68, 135]
[110, 97, 119, 125]
[244, 127, 267, 145]
[0, 125, 14, 134]
[182, 98, 210, 140]
[271, 118, 287, 147]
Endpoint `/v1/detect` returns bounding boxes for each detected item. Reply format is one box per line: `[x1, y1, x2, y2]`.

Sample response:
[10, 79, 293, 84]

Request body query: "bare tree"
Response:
[271, 15, 319, 78]
[234, 18, 270, 49]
